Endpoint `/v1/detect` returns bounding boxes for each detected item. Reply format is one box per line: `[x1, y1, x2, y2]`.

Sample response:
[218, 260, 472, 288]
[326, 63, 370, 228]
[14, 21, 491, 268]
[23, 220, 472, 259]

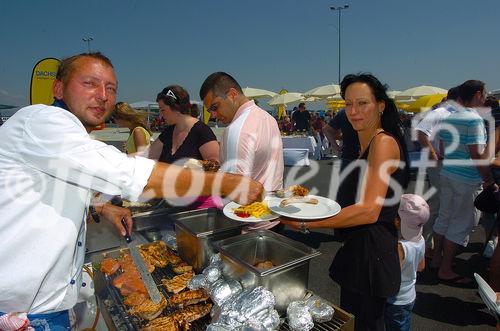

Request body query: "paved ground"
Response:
[94, 127, 498, 330]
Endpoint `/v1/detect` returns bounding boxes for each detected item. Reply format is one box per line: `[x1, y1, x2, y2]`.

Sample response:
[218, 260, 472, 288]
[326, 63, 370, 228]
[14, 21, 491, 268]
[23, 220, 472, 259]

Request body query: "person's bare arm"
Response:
[417, 130, 439, 160]
[469, 144, 496, 186]
[133, 128, 149, 153]
[323, 124, 341, 153]
[199, 141, 220, 162]
[398, 242, 405, 268]
[282, 134, 401, 230]
[142, 162, 263, 205]
[417, 257, 425, 272]
[147, 139, 164, 160]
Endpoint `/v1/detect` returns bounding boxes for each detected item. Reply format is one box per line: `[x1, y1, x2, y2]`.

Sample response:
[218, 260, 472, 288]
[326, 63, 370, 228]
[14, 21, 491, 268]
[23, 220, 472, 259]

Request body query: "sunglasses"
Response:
[161, 89, 177, 100]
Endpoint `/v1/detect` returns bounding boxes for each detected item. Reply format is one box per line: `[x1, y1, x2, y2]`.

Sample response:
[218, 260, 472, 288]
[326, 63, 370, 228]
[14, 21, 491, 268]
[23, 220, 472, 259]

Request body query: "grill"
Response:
[280, 316, 349, 331]
[93, 248, 210, 331]
[94, 247, 353, 331]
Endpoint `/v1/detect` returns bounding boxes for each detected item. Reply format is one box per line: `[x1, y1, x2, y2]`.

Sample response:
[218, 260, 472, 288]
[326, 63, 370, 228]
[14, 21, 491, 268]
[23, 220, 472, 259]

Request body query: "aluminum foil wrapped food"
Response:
[161, 230, 177, 250]
[210, 278, 243, 307]
[209, 253, 223, 269]
[206, 323, 232, 331]
[187, 273, 207, 290]
[287, 301, 314, 331]
[237, 320, 267, 330]
[230, 287, 276, 320]
[305, 295, 334, 323]
[211, 286, 280, 330]
[203, 265, 222, 284]
[210, 253, 222, 264]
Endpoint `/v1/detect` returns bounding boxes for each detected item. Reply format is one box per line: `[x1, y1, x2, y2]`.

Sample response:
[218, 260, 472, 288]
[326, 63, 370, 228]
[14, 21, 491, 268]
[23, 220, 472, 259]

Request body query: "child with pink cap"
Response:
[385, 194, 430, 331]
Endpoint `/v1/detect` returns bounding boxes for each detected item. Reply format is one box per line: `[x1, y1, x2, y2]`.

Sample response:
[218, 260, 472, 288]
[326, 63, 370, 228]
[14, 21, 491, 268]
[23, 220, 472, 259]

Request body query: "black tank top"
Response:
[329, 131, 407, 298]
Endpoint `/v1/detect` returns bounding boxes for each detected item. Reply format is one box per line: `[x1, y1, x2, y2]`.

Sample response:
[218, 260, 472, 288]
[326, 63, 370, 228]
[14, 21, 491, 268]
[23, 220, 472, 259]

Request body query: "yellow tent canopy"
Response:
[406, 94, 446, 113]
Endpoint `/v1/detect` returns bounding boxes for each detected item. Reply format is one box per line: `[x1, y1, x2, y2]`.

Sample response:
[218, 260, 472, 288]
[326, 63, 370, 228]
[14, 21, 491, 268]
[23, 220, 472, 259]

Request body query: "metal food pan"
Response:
[175, 208, 244, 272]
[214, 230, 321, 312]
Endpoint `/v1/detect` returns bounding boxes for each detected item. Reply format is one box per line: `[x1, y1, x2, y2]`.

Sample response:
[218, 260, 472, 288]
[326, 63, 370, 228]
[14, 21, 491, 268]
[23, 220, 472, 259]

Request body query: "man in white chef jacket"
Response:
[0, 52, 262, 330]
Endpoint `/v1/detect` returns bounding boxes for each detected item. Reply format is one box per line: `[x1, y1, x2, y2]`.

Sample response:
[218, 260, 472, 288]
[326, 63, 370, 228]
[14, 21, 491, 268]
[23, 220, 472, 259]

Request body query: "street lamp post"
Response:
[330, 4, 349, 84]
[82, 36, 93, 53]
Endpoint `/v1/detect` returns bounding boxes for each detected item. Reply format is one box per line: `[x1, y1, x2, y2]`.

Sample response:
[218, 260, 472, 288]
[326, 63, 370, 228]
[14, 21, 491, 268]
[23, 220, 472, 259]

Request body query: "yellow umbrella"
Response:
[406, 94, 446, 113]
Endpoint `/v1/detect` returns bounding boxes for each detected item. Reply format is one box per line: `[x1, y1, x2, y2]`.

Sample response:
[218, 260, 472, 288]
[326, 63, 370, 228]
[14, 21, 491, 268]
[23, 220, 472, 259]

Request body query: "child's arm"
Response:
[398, 242, 405, 268]
[417, 257, 425, 272]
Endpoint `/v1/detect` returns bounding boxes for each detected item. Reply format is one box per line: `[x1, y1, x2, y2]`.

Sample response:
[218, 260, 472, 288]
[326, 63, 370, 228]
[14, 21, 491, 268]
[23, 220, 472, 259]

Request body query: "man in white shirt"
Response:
[199, 72, 284, 231]
[0, 53, 262, 329]
[414, 86, 460, 253]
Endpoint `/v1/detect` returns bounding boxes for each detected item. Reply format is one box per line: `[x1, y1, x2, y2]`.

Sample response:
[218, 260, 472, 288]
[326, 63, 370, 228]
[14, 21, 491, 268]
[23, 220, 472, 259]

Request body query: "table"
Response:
[282, 136, 320, 160]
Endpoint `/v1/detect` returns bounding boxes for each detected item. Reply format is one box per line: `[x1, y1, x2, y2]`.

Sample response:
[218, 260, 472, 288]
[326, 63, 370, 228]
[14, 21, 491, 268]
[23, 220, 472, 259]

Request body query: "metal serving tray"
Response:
[214, 230, 321, 312]
[175, 208, 244, 273]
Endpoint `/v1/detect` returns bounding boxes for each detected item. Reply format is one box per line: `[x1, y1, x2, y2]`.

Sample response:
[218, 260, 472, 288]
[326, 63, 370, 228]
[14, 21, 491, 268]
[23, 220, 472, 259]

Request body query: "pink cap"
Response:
[398, 194, 430, 242]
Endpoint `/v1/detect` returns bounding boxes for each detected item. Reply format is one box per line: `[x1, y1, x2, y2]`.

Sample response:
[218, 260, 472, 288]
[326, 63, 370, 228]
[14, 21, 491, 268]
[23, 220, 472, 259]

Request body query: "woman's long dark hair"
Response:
[340, 73, 410, 188]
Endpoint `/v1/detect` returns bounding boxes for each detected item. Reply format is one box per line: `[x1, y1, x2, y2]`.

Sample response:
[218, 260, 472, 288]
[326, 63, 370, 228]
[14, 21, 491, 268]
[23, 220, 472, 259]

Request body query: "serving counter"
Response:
[85, 208, 354, 330]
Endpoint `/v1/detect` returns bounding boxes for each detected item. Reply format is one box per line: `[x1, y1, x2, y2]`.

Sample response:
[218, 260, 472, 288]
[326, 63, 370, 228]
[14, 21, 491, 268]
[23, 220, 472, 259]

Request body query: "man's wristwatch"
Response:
[300, 221, 310, 234]
[89, 205, 101, 223]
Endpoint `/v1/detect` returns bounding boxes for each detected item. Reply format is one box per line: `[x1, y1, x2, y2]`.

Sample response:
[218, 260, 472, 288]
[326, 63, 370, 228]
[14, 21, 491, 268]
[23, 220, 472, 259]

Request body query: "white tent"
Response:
[490, 89, 500, 100]
[129, 101, 159, 110]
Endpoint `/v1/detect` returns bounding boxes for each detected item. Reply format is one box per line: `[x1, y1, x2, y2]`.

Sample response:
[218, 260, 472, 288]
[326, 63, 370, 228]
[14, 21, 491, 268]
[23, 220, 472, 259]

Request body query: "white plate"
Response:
[223, 200, 279, 223]
[267, 195, 341, 220]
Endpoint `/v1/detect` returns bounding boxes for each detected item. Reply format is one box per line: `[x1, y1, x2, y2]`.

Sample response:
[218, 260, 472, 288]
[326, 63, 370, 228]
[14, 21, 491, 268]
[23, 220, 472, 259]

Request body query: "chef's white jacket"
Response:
[0, 105, 155, 314]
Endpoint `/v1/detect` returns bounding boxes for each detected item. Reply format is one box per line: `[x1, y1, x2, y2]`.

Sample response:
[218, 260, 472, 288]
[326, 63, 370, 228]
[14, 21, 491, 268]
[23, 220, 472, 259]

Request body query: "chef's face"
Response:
[53, 57, 117, 132]
[344, 82, 385, 132]
[203, 90, 237, 124]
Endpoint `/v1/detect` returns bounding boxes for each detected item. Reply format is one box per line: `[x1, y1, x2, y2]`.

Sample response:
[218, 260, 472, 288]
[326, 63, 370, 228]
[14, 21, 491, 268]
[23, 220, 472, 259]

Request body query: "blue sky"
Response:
[1, 0, 500, 108]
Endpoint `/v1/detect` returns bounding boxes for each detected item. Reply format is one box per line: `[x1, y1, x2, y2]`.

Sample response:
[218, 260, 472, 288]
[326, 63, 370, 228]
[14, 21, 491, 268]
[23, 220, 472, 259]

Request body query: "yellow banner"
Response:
[30, 58, 60, 105]
[203, 105, 211, 124]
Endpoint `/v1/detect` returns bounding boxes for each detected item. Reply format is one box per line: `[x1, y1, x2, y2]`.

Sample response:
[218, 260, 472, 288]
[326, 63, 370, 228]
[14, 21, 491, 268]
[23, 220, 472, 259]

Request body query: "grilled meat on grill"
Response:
[140, 241, 181, 267]
[100, 257, 120, 276]
[162, 271, 195, 293]
[168, 289, 209, 308]
[172, 261, 193, 275]
[129, 293, 167, 320]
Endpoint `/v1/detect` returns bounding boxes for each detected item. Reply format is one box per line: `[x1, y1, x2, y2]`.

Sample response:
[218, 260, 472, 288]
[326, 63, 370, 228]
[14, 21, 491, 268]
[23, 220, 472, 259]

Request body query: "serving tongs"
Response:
[120, 219, 162, 304]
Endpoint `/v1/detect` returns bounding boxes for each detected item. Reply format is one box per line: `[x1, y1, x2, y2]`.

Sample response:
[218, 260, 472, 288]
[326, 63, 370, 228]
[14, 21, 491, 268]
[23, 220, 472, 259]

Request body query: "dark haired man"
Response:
[431, 80, 495, 285]
[0, 54, 262, 328]
[200, 72, 284, 232]
[292, 102, 311, 132]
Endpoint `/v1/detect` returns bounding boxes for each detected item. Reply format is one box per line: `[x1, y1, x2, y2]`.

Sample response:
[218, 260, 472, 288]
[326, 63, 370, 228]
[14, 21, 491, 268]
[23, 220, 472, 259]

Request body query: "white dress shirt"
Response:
[0, 105, 155, 314]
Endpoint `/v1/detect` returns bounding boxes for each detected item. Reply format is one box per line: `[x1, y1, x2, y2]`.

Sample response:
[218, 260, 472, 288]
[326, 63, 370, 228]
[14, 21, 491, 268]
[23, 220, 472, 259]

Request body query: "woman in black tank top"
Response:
[282, 74, 409, 331]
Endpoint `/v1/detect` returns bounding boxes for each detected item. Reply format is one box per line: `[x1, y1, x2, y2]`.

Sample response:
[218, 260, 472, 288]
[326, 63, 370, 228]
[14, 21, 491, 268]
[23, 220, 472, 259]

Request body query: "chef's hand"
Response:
[224, 175, 264, 205]
[99, 203, 133, 236]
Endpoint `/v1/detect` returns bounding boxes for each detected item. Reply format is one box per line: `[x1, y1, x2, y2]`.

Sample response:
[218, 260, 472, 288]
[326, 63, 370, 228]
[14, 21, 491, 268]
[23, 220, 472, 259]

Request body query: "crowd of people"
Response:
[0, 51, 498, 331]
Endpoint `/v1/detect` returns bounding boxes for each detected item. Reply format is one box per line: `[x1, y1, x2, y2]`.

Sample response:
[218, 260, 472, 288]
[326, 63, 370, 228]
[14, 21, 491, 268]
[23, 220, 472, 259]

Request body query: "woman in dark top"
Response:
[282, 74, 409, 331]
[148, 85, 221, 209]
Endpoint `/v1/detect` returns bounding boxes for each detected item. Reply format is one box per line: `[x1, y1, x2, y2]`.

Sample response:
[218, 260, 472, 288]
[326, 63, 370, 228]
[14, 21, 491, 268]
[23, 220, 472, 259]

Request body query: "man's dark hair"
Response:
[199, 72, 243, 100]
[446, 86, 460, 101]
[56, 52, 113, 83]
[458, 80, 485, 104]
[298, 102, 305, 108]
